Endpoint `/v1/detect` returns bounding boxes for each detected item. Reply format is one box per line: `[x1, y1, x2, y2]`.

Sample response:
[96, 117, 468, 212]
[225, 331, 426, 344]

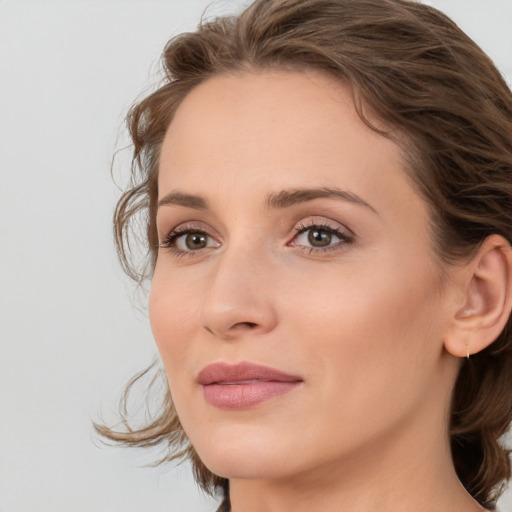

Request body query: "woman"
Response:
[96, 0, 512, 510]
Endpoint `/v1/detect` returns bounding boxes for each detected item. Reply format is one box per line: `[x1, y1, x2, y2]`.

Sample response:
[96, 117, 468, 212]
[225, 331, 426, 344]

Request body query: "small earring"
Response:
[466, 343, 470, 359]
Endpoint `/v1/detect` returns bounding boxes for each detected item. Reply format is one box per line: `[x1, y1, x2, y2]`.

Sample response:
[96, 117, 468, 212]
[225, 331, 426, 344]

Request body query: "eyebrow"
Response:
[158, 191, 208, 210]
[157, 187, 377, 214]
[266, 187, 377, 213]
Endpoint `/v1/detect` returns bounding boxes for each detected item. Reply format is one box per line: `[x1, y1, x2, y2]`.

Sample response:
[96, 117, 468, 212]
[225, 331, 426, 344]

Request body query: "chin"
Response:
[199, 449, 300, 481]
[187, 421, 307, 480]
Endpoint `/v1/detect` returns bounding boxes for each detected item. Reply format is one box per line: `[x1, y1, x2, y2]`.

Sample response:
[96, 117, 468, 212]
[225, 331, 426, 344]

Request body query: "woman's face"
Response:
[150, 70, 460, 481]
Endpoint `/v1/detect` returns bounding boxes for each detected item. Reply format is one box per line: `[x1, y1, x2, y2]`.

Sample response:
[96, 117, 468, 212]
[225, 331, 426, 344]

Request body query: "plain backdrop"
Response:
[1, 1, 511, 511]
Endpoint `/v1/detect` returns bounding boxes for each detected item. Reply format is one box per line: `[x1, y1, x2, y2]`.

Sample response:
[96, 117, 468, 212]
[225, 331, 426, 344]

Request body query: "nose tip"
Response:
[199, 256, 278, 341]
[202, 300, 277, 340]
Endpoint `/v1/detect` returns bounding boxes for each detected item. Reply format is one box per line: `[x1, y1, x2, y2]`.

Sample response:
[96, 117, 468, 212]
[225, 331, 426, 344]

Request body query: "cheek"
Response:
[148, 268, 201, 376]
[289, 257, 437, 341]
[286, 255, 443, 413]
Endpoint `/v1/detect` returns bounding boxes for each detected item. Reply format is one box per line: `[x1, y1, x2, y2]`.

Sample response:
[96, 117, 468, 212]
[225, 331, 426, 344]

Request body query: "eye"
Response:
[159, 225, 220, 257]
[291, 221, 354, 253]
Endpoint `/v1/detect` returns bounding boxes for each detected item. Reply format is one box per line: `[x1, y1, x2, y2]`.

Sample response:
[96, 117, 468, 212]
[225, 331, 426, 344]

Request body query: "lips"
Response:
[196, 361, 303, 409]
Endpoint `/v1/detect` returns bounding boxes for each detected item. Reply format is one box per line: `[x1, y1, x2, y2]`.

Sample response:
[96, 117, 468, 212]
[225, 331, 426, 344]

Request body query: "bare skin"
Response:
[150, 70, 511, 512]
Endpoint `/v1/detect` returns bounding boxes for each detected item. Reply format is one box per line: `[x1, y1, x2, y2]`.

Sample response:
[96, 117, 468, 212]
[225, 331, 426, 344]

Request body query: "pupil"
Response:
[308, 229, 331, 247]
[186, 233, 207, 250]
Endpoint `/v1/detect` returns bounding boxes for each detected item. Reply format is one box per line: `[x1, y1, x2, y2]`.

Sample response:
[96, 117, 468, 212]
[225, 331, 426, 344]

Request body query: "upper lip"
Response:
[196, 361, 303, 385]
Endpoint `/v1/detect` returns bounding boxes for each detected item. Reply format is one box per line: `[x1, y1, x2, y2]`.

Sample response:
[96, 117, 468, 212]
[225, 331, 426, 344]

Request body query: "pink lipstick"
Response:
[196, 361, 303, 409]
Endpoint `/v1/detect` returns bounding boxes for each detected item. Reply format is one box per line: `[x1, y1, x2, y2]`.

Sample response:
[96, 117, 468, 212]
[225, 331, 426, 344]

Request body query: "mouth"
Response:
[196, 361, 303, 409]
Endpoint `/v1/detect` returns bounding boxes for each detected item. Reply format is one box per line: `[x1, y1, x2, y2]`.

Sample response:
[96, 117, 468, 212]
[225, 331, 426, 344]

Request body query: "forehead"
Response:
[157, 69, 425, 227]
[160, 70, 401, 187]
[162, 69, 374, 154]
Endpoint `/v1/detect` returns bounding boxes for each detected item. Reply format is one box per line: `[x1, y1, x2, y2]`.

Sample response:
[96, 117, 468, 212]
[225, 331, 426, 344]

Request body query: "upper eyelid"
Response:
[296, 219, 345, 230]
[294, 218, 354, 237]
[159, 221, 220, 240]
[161, 217, 350, 234]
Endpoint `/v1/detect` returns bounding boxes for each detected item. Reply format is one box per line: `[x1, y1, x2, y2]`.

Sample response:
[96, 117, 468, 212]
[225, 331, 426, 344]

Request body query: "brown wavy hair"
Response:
[95, 0, 512, 508]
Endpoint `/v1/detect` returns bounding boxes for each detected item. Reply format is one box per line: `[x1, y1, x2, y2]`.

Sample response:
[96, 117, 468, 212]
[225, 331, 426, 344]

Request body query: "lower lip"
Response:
[202, 381, 302, 409]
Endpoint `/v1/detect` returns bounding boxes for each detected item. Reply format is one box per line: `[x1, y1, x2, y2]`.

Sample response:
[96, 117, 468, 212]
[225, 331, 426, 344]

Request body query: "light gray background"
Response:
[1, 1, 511, 511]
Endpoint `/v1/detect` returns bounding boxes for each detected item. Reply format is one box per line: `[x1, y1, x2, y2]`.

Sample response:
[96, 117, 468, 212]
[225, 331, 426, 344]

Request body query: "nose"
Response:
[200, 246, 278, 341]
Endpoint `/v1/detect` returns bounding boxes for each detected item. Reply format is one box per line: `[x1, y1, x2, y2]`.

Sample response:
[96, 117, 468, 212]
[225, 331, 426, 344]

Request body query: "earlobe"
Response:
[444, 235, 512, 358]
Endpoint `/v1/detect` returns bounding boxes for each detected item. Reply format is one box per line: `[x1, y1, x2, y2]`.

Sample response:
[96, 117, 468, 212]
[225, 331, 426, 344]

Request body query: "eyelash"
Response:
[158, 223, 216, 258]
[292, 221, 354, 254]
[159, 221, 354, 258]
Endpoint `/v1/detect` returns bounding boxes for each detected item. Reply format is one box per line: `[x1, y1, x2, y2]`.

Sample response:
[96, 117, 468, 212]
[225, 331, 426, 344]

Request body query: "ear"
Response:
[444, 234, 512, 358]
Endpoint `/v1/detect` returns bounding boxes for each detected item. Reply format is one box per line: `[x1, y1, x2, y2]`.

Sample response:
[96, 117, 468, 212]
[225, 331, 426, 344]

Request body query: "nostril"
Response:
[238, 322, 258, 329]
[202, 321, 259, 338]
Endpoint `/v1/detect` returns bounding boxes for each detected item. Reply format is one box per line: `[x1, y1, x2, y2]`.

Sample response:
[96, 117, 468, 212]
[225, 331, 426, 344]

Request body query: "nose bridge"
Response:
[200, 241, 277, 339]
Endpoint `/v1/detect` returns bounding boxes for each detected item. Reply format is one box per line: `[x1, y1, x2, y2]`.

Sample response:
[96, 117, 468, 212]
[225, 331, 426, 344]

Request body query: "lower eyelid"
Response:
[295, 244, 344, 255]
